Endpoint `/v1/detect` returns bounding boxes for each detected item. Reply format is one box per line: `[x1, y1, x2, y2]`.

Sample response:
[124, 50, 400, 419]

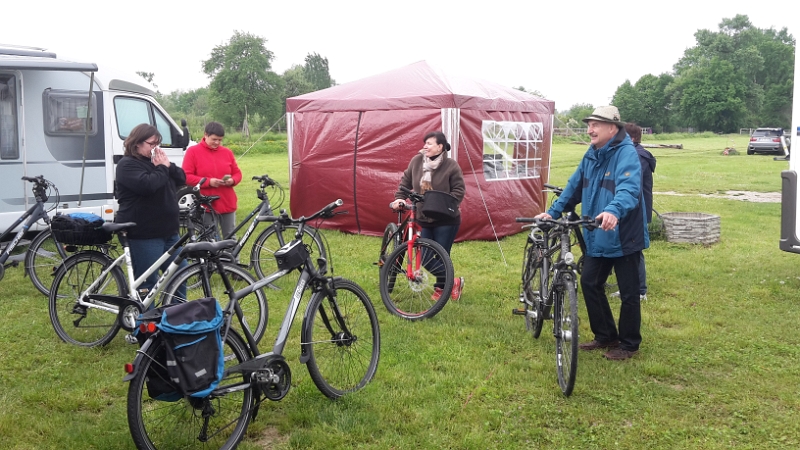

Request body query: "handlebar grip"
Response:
[515, 218, 537, 223]
[399, 186, 413, 194]
[195, 177, 207, 191]
[543, 183, 560, 190]
[21, 175, 43, 182]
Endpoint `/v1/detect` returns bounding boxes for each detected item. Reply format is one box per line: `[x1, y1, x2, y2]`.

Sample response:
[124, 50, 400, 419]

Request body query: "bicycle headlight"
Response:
[564, 252, 575, 264]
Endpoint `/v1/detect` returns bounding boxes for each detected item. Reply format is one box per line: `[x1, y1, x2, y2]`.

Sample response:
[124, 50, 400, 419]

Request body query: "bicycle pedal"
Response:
[512, 308, 527, 316]
[72, 304, 87, 315]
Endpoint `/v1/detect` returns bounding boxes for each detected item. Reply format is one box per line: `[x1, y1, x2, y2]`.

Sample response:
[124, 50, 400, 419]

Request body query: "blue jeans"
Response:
[420, 224, 460, 288]
[580, 252, 642, 351]
[129, 233, 187, 304]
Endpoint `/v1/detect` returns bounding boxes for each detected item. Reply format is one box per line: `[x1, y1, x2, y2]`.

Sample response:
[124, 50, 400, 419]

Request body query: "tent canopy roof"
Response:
[286, 61, 554, 114]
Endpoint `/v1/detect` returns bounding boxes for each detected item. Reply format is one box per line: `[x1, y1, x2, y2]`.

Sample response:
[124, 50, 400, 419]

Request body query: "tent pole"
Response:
[459, 129, 507, 266]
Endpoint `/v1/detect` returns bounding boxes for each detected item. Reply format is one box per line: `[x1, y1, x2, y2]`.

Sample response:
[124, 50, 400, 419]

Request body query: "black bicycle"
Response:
[125, 200, 380, 449]
[0, 176, 68, 294]
[514, 214, 599, 396]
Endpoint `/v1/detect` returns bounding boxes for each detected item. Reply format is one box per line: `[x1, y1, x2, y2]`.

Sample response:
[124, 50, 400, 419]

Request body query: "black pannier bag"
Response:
[421, 190, 459, 221]
[50, 213, 112, 245]
[157, 297, 225, 398]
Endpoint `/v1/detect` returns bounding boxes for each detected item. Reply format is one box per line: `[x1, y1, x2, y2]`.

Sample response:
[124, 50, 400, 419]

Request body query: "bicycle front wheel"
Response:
[521, 240, 545, 339]
[379, 238, 454, 321]
[127, 330, 254, 450]
[48, 251, 126, 347]
[555, 275, 579, 396]
[160, 261, 268, 343]
[25, 228, 68, 296]
[377, 222, 400, 267]
[302, 278, 380, 399]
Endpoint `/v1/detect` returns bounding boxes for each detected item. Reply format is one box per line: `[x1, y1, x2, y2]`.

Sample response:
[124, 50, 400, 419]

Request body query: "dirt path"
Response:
[656, 191, 781, 203]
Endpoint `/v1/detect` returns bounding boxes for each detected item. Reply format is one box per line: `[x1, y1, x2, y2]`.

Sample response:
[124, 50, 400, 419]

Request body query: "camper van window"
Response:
[42, 89, 97, 137]
[0, 74, 19, 160]
[114, 97, 151, 139]
[152, 109, 173, 146]
[114, 97, 174, 147]
[481, 120, 543, 181]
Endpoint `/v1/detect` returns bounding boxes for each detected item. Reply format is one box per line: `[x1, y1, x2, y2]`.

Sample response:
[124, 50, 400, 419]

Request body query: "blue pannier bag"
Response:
[50, 212, 112, 245]
[157, 297, 224, 398]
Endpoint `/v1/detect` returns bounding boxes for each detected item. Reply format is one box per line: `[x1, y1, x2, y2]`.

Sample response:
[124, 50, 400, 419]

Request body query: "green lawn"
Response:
[1, 133, 799, 449]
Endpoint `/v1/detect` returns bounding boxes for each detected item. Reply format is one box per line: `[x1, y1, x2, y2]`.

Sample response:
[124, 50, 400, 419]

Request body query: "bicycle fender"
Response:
[298, 277, 344, 364]
[123, 334, 158, 382]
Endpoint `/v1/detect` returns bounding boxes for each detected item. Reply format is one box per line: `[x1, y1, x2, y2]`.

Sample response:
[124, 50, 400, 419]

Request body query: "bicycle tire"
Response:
[25, 228, 68, 296]
[250, 224, 326, 307]
[378, 222, 400, 267]
[48, 250, 126, 347]
[302, 278, 380, 399]
[521, 240, 545, 339]
[127, 330, 254, 450]
[555, 274, 579, 396]
[379, 238, 454, 321]
[160, 261, 268, 343]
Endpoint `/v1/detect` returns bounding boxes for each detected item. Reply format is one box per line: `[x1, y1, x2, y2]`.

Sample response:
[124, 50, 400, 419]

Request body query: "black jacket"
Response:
[635, 143, 657, 223]
[115, 155, 186, 239]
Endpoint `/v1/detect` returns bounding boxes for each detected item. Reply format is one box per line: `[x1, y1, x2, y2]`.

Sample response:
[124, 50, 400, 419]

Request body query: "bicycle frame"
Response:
[76, 231, 193, 315]
[0, 201, 48, 266]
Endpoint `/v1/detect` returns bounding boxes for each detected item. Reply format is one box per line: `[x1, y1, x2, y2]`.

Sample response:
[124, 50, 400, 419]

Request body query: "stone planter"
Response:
[661, 212, 720, 244]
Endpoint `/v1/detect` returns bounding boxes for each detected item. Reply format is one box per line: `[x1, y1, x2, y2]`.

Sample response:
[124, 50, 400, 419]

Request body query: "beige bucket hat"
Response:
[582, 105, 625, 127]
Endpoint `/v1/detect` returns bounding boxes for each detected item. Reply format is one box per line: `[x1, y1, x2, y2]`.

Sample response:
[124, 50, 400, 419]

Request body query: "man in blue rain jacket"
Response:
[538, 106, 649, 360]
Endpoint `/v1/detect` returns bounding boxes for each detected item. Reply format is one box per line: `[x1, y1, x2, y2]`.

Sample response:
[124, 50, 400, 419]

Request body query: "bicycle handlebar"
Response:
[398, 186, 424, 203]
[257, 199, 344, 224]
[516, 215, 601, 231]
[252, 174, 277, 187]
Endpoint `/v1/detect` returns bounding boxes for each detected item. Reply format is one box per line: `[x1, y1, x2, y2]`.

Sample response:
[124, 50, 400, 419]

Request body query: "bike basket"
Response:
[50, 213, 112, 245]
[421, 190, 459, 221]
[274, 239, 309, 271]
[157, 297, 224, 398]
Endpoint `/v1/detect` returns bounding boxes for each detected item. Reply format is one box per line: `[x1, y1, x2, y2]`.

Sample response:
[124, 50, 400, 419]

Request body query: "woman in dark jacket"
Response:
[115, 123, 187, 301]
[391, 131, 466, 301]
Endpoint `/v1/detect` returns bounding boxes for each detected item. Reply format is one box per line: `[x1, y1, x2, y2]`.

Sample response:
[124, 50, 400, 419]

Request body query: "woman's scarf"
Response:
[420, 150, 443, 193]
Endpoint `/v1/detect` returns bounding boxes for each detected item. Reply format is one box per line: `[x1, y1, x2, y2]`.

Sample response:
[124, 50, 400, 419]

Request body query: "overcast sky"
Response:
[4, 1, 796, 112]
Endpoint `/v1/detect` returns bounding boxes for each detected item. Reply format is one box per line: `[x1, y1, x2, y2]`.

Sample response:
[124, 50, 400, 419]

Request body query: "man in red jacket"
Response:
[182, 122, 242, 238]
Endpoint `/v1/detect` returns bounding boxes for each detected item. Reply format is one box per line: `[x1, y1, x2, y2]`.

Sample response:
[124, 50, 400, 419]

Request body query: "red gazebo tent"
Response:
[286, 61, 555, 241]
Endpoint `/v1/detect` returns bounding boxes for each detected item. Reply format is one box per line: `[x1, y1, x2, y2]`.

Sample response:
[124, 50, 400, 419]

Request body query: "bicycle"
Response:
[180, 174, 326, 286]
[513, 214, 599, 396]
[47, 182, 268, 348]
[124, 199, 380, 450]
[377, 187, 454, 320]
[0, 176, 70, 295]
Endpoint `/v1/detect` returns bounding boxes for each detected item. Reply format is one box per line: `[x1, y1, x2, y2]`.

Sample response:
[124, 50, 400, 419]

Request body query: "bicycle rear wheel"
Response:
[520, 240, 545, 339]
[302, 278, 380, 399]
[555, 275, 579, 396]
[48, 251, 126, 347]
[127, 331, 254, 450]
[160, 261, 268, 343]
[25, 228, 68, 296]
[379, 238, 453, 321]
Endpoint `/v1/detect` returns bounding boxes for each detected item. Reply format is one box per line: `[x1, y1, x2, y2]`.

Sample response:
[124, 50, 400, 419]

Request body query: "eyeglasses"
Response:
[143, 140, 160, 147]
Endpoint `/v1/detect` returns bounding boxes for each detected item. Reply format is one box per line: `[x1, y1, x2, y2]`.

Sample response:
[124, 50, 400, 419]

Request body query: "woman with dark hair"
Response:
[390, 131, 466, 301]
[116, 123, 187, 301]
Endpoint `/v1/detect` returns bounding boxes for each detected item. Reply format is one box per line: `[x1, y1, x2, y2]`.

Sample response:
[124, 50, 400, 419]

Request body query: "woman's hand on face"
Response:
[152, 148, 170, 166]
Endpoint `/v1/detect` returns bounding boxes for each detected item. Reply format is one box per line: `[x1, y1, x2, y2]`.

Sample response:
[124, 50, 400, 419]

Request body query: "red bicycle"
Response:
[377, 187, 454, 320]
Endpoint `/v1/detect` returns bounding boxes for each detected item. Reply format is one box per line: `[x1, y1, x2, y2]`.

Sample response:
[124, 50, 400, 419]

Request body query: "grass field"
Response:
[1, 132, 799, 449]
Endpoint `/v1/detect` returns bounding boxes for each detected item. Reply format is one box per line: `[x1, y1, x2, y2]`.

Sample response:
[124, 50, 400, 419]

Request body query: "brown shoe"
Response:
[578, 340, 620, 351]
[603, 348, 639, 360]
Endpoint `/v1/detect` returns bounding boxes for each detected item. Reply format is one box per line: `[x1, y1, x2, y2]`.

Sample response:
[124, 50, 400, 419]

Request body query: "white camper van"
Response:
[0, 45, 190, 233]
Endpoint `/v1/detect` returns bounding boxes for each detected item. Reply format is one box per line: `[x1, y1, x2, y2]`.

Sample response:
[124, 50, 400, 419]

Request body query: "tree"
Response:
[611, 74, 674, 132]
[283, 65, 314, 99]
[303, 53, 334, 91]
[672, 57, 749, 132]
[202, 31, 284, 128]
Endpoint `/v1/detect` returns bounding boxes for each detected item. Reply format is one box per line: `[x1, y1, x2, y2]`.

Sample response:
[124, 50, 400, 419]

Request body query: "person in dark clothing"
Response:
[115, 123, 187, 302]
[391, 131, 466, 301]
[537, 106, 649, 360]
[625, 123, 656, 299]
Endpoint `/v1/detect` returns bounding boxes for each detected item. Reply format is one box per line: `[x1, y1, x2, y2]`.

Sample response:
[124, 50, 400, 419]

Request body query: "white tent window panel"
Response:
[482, 120, 543, 181]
